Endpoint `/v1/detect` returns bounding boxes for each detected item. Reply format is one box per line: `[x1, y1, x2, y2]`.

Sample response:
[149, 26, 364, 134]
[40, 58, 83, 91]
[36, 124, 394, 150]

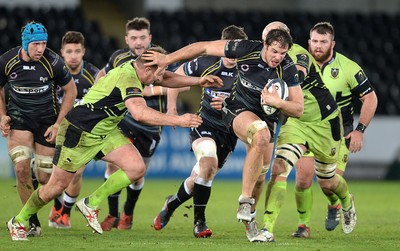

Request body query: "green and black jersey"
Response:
[320, 51, 374, 135]
[288, 44, 338, 122]
[66, 61, 143, 135]
[104, 46, 165, 135]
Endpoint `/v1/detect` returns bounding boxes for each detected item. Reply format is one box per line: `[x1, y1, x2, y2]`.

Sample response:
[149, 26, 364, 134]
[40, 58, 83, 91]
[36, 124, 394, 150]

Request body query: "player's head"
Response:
[135, 46, 167, 84]
[61, 31, 86, 72]
[125, 17, 152, 57]
[262, 21, 290, 41]
[263, 29, 293, 68]
[221, 25, 248, 66]
[308, 22, 335, 63]
[21, 21, 48, 60]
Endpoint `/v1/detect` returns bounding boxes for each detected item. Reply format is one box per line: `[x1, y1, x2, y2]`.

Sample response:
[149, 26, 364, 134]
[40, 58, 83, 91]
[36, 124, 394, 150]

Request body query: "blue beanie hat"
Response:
[21, 22, 48, 52]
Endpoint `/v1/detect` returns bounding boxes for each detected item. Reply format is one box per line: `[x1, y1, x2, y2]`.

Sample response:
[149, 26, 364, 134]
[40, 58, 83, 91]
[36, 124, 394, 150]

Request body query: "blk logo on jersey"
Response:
[23, 66, 36, 71]
[220, 71, 233, 77]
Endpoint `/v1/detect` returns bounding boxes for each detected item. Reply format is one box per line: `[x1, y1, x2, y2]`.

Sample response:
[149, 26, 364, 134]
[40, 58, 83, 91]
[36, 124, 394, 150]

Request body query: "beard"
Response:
[311, 49, 331, 63]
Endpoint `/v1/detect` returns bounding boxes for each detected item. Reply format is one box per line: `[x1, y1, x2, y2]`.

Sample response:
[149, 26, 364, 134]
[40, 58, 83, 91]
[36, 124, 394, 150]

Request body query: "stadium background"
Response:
[0, 0, 399, 180]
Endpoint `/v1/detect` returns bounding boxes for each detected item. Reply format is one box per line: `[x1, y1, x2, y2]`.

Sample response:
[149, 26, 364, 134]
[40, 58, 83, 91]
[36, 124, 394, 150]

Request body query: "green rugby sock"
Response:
[333, 174, 351, 210]
[295, 186, 313, 227]
[88, 169, 131, 208]
[263, 181, 287, 233]
[15, 189, 46, 226]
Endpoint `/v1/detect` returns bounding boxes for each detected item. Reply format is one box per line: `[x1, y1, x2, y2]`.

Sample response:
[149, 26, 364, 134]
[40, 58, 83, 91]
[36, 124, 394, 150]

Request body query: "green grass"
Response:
[0, 179, 399, 250]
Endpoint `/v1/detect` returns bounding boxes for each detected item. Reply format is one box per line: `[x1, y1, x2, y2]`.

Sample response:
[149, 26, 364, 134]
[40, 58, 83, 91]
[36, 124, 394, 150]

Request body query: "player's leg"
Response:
[9, 165, 75, 240]
[291, 155, 314, 238]
[232, 111, 271, 222]
[118, 129, 160, 230]
[100, 162, 121, 231]
[78, 129, 145, 233]
[54, 165, 86, 228]
[191, 137, 219, 238]
[261, 120, 307, 239]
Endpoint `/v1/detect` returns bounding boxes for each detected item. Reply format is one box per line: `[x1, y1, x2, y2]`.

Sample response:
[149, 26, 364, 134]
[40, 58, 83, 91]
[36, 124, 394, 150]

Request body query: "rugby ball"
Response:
[261, 78, 289, 115]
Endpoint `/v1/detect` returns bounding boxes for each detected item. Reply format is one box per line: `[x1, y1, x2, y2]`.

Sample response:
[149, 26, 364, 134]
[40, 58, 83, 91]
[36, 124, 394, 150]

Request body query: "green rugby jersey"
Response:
[66, 61, 143, 135]
[288, 44, 338, 122]
[319, 52, 374, 134]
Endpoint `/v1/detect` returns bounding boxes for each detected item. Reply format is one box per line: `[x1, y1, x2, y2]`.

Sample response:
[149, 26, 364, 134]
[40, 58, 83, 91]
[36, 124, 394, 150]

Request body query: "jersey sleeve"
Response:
[117, 71, 144, 102]
[224, 40, 261, 59]
[348, 64, 374, 98]
[0, 56, 7, 87]
[282, 56, 300, 87]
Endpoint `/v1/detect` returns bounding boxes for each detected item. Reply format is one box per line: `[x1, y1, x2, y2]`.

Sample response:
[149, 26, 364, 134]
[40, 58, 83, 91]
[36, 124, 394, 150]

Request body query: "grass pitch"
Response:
[0, 179, 399, 250]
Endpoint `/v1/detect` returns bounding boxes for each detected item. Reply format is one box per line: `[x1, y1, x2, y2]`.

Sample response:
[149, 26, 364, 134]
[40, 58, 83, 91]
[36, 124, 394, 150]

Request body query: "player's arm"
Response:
[125, 97, 201, 128]
[142, 40, 228, 70]
[45, 79, 77, 142]
[166, 64, 190, 115]
[94, 67, 106, 83]
[278, 85, 304, 118]
[358, 91, 378, 128]
[0, 87, 10, 136]
[157, 71, 222, 89]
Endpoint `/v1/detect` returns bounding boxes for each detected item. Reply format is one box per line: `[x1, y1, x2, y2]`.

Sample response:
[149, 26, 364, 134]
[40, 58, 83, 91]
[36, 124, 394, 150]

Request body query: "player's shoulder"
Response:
[84, 61, 100, 75]
[42, 47, 65, 67]
[111, 47, 131, 58]
[333, 51, 362, 72]
[0, 47, 20, 61]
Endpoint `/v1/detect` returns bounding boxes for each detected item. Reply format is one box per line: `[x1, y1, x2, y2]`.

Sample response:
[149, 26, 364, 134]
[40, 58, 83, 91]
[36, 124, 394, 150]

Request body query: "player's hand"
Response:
[345, 130, 363, 153]
[261, 85, 282, 108]
[44, 123, 59, 143]
[177, 113, 203, 128]
[210, 96, 224, 110]
[199, 75, 223, 88]
[0, 115, 11, 137]
[142, 50, 168, 77]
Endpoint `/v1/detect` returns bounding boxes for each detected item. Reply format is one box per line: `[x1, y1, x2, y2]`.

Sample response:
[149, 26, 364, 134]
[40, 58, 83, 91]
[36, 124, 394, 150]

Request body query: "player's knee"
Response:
[274, 144, 305, 178]
[246, 120, 269, 145]
[9, 146, 33, 165]
[35, 154, 53, 174]
[194, 140, 218, 161]
[314, 160, 337, 180]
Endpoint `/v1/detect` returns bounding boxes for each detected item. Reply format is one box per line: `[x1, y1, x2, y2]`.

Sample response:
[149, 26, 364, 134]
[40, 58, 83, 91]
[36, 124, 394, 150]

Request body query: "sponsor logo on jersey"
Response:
[239, 77, 263, 91]
[40, 77, 48, 83]
[331, 68, 339, 78]
[12, 85, 49, 94]
[126, 87, 142, 95]
[200, 131, 212, 136]
[74, 78, 80, 84]
[355, 70, 367, 84]
[220, 71, 234, 77]
[23, 66, 36, 70]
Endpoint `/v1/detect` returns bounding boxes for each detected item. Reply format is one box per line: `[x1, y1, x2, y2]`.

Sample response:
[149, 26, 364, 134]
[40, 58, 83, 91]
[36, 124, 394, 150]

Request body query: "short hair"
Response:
[265, 29, 293, 49]
[126, 17, 151, 34]
[61, 31, 85, 47]
[310, 22, 335, 40]
[136, 46, 167, 66]
[221, 25, 248, 40]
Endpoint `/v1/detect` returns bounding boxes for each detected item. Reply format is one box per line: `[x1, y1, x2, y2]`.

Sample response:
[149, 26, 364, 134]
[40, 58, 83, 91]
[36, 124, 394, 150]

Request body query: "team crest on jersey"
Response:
[330, 147, 337, 156]
[126, 87, 142, 95]
[343, 154, 349, 163]
[331, 68, 339, 79]
[241, 64, 249, 72]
